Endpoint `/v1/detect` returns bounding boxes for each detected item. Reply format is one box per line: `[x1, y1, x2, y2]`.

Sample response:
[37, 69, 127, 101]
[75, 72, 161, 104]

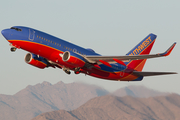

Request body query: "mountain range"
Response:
[0, 81, 168, 120]
[32, 94, 180, 120]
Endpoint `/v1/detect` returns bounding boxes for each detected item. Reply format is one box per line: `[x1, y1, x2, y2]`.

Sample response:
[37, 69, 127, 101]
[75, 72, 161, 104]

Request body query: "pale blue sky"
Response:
[0, 0, 179, 95]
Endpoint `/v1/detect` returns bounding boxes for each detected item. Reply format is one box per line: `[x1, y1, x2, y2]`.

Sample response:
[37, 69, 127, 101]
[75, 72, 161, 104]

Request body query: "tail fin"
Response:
[125, 33, 157, 71]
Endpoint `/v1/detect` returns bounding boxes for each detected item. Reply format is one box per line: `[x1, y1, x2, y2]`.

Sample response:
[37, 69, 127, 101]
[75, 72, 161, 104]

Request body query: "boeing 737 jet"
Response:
[1, 26, 177, 81]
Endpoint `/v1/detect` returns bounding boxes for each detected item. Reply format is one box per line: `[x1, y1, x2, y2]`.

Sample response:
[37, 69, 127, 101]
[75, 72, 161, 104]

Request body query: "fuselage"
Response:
[1, 26, 143, 81]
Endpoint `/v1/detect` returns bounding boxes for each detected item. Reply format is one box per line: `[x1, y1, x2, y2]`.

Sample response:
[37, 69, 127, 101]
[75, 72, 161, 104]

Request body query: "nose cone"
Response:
[1, 29, 10, 40]
[1, 29, 6, 36]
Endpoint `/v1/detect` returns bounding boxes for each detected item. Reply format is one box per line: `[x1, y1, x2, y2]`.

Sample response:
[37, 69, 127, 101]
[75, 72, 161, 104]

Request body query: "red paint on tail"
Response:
[125, 33, 157, 71]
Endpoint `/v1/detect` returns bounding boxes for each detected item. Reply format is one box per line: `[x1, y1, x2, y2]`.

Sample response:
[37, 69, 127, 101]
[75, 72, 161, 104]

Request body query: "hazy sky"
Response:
[0, 0, 179, 95]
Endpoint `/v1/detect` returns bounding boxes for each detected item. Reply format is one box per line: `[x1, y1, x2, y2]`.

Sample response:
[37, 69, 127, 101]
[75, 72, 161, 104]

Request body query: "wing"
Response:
[85, 42, 176, 64]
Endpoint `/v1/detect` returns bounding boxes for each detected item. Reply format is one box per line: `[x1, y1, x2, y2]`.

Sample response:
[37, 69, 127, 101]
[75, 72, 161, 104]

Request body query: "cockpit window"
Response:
[10, 27, 22, 31]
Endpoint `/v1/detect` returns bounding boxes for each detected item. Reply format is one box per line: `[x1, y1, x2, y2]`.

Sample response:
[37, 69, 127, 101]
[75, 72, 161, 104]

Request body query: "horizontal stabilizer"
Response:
[133, 71, 177, 76]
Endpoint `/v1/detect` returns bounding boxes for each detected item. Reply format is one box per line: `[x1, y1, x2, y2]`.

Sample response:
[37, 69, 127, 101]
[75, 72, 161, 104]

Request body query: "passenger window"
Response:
[73, 49, 77, 52]
[37, 35, 38, 38]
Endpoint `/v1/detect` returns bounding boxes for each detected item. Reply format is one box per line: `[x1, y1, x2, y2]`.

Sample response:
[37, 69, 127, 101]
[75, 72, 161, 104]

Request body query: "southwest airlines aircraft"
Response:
[1, 26, 177, 81]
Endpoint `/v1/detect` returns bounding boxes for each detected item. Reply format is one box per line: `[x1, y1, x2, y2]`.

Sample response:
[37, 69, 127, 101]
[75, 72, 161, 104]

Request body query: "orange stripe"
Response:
[134, 59, 147, 71]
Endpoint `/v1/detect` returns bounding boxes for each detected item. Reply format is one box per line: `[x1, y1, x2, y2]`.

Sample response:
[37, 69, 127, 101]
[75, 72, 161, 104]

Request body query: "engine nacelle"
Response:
[25, 53, 48, 69]
[62, 51, 85, 68]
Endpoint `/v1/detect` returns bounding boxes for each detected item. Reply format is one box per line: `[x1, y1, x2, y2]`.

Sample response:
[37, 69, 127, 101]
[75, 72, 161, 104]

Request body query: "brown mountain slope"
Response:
[32, 94, 180, 120]
[33, 110, 78, 120]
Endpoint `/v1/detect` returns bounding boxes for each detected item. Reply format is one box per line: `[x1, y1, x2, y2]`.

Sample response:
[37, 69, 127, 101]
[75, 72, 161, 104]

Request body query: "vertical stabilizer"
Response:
[125, 33, 157, 71]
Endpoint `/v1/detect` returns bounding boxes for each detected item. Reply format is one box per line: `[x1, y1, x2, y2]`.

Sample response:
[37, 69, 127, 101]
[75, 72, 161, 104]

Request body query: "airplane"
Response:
[1, 26, 177, 81]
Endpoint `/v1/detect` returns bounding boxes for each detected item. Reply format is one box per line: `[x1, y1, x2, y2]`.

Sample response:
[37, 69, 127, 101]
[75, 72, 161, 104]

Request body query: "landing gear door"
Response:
[29, 29, 35, 40]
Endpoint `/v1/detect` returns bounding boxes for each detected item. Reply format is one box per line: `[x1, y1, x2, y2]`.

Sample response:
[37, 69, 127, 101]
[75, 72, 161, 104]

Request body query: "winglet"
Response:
[160, 42, 176, 56]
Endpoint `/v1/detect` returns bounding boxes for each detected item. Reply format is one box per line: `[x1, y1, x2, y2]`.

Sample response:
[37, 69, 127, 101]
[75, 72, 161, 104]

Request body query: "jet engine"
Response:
[62, 51, 86, 68]
[25, 53, 49, 69]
